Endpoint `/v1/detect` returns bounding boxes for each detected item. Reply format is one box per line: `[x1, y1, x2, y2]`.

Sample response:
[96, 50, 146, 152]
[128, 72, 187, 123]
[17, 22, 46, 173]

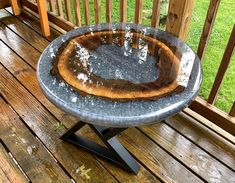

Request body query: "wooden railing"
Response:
[15, 0, 235, 135]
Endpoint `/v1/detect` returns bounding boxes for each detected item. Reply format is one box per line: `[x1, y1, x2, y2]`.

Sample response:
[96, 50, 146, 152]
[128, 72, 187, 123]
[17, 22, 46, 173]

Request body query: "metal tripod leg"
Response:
[60, 121, 140, 174]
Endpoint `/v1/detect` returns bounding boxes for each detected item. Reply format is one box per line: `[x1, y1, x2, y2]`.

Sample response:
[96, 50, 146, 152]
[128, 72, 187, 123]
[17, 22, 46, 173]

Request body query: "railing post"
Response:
[207, 24, 235, 104]
[120, 0, 127, 22]
[9, 0, 20, 15]
[38, 0, 50, 36]
[197, 0, 220, 61]
[166, 0, 195, 41]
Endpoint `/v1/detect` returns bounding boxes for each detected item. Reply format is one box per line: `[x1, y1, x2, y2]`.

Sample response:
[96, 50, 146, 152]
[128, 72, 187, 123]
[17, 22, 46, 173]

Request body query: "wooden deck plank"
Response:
[0, 9, 49, 52]
[165, 112, 235, 171]
[0, 40, 76, 128]
[79, 126, 166, 183]
[5, 8, 60, 41]
[0, 27, 160, 183]
[0, 143, 28, 183]
[0, 22, 40, 69]
[0, 98, 71, 183]
[139, 123, 235, 182]
[120, 128, 203, 183]
[0, 168, 11, 183]
[80, 126, 203, 183]
[0, 65, 118, 183]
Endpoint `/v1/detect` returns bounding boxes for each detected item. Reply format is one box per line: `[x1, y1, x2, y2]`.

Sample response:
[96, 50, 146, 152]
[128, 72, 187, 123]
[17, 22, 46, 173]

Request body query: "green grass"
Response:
[187, 0, 235, 113]
[64, 0, 234, 113]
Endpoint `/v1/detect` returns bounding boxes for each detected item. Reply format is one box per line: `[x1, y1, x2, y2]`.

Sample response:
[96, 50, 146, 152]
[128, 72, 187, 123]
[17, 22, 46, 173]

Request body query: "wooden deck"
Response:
[0, 8, 235, 183]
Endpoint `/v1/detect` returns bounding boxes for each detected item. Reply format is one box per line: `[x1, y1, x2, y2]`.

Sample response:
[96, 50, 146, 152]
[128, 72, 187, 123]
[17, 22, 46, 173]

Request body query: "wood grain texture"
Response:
[0, 40, 76, 128]
[207, 24, 235, 104]
[0, 97, 71, 183]
[78, 126, 162, 183]
[190, 97, 235, 136]
[83, 0, 90, 25]
[151, 0, 161, 28]
[120, 128, 203, 183]
[0, 21, 40, 68]
[0, 168, 11, 183]
[166, 0, 194, 41]
[119, 0, 127, 22]
[106, 0, 112, 23]
[5, 8, 59, 41]
[197, 0, 220, 61]
[184, 108, 235, 145]
[0, 11, 49, 52]
[0, 0, 10, 9]
[139, 123, 235, 182]
[0, 143, 28, 183]
[0, 64, 118, 183]
[21, 0, 75, 32]
[134, 0, 143, 24]
[37, 0, 51, 36]
[9, 0, 20, 15]
[165, 112, 235, 171]
[94, 0, 101, 24]
[74, 0, 81, 26]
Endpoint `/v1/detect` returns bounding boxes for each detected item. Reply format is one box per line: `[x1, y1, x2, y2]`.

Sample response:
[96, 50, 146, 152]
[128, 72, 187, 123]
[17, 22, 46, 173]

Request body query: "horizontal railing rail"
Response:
[16, 0, 235, 135]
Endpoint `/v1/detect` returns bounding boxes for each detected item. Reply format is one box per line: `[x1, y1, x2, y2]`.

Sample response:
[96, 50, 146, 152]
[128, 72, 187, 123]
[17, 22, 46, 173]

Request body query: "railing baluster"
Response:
[120, 0, 127, 22]
[83, 0, 90, 25]
[207, 25, 235, 104]
[9, 0, 20, 15]
[56, 0, 64, 19]
[151, 0, 161, 28]
[197, 0, 220, 61]
[134, 0, 143, 24]
[94, 0, 101, 24]
[65, 0, 72, 22]
[74, 0, 81, 27]
[38, 0, 50, 36]
[106, 0, 112, 23]
[166, 0, 195, 41]
[48, 0, 56, 13]
[229, 102, 235, 117]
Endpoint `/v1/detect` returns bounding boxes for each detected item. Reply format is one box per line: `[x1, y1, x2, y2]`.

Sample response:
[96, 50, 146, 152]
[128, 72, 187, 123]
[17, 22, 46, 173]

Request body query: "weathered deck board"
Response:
[0, 65, 118, 183]
[0, 168, 11, 183]
[165, 112, 235, 171]
[0, 97, 71, 182]
[0, 22, 40, 68]
[0, 40, 76, 128]
[0, 142, 28, 183]
[81, 126, 202, 183]
[0, 10, 49, 52]
[1, 8, 235, 183]
[5, 7, 60, 41]
[139, 123, 235, 182]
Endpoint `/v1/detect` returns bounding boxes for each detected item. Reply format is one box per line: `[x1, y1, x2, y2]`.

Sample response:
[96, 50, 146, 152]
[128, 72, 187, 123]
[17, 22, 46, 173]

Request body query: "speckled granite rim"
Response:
[37, 23, 203, 127]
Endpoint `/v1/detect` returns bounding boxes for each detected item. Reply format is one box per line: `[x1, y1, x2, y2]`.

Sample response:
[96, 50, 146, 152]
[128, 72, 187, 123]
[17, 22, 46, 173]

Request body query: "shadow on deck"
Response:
[0, 8, 235, 183]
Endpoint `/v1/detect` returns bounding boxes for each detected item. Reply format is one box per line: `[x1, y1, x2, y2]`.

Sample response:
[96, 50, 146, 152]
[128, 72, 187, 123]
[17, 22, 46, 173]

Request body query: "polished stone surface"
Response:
[37, 23, 202, 127]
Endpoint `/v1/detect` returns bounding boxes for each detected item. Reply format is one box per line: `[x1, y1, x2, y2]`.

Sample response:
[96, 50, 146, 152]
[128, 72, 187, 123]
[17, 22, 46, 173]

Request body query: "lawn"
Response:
[67, 0, 234, 113]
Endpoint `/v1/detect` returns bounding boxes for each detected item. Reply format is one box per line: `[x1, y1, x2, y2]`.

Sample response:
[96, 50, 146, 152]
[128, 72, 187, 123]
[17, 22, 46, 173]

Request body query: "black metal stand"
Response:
[60, 121, 140, 174]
